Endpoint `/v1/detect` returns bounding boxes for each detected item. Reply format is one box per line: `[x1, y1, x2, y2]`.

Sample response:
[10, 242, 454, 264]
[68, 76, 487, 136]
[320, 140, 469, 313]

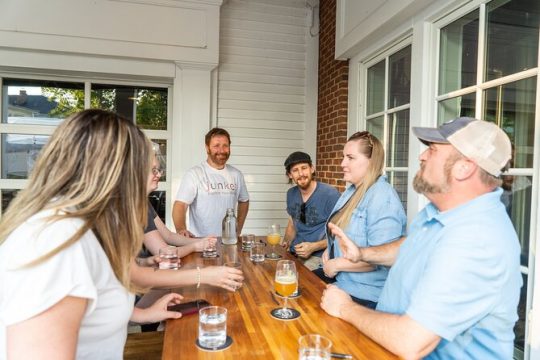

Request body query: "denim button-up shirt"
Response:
[327, 175, 406, 302]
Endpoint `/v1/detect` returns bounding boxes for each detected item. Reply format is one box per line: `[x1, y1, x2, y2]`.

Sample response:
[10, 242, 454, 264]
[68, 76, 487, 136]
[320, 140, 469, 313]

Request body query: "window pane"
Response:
[1, 134, 49, 179]
[1, 189, 19, 213]
[366, 116, 384, 141]
[515, 273, 527, 353]
[485, 0, 539, 81]
[437, 93, 476, 124]
[483, 77, 536, 168]
[502, 175, 532, 268]
[151, 139, 167, 182]
[387, 171, 408, 211]
[366, 60, 385, 115]
[388, 46, 411, 108]
[149, 191, 166, 222]
[3, 78, 84, 125]
[438, 10, 479, 94]
[387, 110, 409, 168]
[91, 84, 168, 130]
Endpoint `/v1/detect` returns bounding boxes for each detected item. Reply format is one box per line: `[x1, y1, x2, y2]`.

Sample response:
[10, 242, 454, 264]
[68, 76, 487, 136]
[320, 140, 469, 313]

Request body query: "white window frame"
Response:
[0, 71, 173, 221]
[432, 2, 540, 358]
[352, 36, 413, 213]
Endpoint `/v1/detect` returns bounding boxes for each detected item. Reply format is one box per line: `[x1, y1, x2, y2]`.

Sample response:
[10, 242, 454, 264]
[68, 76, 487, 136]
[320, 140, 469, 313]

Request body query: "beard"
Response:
[413, 169, 448, 194]
[208, 151, 230, 166]
[295, 175, 313, 190]
[413, 153, 461, 195]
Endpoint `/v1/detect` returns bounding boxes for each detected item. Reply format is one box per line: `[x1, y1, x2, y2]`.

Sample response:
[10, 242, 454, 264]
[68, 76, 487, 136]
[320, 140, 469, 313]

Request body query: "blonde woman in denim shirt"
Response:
[322, 131, 406, 309]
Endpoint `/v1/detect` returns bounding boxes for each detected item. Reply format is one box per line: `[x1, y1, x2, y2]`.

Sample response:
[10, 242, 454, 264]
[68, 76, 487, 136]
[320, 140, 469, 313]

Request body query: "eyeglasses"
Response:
[299, 203, 306, 224]
[151, 167, 165, 176]
[350, 131, 374, 147]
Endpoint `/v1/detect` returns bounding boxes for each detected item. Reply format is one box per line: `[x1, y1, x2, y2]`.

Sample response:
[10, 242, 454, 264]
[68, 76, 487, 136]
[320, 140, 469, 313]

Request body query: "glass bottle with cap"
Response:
[221, 208, 238, 245]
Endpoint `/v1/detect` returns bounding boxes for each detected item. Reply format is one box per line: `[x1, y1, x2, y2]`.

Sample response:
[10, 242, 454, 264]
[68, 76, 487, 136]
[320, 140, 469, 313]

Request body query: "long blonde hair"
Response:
[0, 109, 151, 291]
[333, 131, 385, 229]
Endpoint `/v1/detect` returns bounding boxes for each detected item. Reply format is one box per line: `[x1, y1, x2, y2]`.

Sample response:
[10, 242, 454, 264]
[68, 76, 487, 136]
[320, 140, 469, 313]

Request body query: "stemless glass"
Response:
[158, 246, 180, 270]
[271, 260, 300, 320]
[224, 261, 242, 291]
[266, 224, 282, 260]
[298, 334, 332, 360]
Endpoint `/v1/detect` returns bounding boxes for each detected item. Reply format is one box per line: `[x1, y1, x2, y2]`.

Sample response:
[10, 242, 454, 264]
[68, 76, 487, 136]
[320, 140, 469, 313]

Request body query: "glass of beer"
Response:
[266, 224, 282, 260]
[271, 260, 300, 320]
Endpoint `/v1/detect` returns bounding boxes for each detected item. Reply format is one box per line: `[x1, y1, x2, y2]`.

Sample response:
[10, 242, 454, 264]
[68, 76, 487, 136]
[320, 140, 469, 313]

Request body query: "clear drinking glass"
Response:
[198, 306, 227, 349]
[241, 233, 255, 251]
[202, 241, 218, 258]
[224, 261, 242, 290]
[266, 224, 282, 260]
[271, 260, 299, 320]
[298, 334, 332, 360]
[158, 246, 180, 270]
[250, 242, 265, 263]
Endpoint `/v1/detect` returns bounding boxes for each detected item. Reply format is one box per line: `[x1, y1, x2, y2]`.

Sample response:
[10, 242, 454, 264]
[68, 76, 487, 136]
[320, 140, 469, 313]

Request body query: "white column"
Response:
[168, 61, 217, 225]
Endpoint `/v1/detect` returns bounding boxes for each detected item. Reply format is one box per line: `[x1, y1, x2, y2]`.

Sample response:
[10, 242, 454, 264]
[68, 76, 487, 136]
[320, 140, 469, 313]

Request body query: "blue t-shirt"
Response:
[377, 188, 522, 359]
[328, 175, 406, 302]
[286, 182, 340, 257]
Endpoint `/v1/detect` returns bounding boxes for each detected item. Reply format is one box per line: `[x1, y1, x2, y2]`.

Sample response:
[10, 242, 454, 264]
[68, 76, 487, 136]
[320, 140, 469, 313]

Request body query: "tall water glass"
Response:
[250, 242, 265, 263]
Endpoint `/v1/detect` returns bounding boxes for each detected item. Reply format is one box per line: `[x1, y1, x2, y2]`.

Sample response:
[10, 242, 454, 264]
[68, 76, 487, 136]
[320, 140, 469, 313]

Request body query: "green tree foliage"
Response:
[43, 87, 167, 130]
[43, 88, 84, 118]
[136, 89, 167, 130]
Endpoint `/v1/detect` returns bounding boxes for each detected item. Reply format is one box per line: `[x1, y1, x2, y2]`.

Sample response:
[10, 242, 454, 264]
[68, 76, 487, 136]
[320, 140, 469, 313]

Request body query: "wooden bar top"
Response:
[162, 238, 397, 359]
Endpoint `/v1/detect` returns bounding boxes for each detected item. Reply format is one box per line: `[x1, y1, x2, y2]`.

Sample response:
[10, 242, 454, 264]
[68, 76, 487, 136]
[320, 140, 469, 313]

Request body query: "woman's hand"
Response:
[321, 248, 329, 264]
[194, 236, 217, 252]
[136, 255, 161, 268]
[328, 223, 362, 263]
[201, 266, 244, 292]
[131, 292, 183, 324]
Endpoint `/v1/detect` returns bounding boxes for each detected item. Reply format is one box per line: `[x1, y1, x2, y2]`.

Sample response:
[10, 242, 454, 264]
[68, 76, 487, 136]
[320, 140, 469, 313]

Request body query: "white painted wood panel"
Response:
[0, 0, 221, 63]
[218, 0, 317, 235]
[219, 91, 304, 104]
[220, 54, 305, 70]
[219, 81, 305, 95]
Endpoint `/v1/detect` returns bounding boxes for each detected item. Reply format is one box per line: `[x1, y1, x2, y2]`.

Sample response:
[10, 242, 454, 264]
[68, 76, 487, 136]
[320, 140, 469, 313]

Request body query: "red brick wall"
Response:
[316, 0, 348, 192]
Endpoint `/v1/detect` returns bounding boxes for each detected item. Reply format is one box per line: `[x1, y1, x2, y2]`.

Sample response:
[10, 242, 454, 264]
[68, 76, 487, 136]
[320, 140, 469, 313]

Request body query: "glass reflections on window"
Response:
[3, 78, 84, 125]
[483, 76, 536, 168]
[485, 0, 539, 81]
[438, 10, 479, 94]
[366, 61, 385, 115]
[388, 46, 411, 108]
[91, 84, 168, 130]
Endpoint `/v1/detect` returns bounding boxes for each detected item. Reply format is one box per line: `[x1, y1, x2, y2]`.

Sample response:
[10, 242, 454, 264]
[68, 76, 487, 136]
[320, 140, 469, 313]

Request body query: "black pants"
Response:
[350, 295, 377, 309]
[312, 267, 336, 284]
[312, 268, 377, 309]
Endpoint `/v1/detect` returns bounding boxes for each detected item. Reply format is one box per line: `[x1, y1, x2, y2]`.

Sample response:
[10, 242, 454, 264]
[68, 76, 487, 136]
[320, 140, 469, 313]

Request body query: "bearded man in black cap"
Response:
[282, 151, 340, 272]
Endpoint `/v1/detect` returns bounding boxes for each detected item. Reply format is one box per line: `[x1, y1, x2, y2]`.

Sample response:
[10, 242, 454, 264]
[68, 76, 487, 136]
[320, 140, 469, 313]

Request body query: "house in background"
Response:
[0, 0, 538, 358]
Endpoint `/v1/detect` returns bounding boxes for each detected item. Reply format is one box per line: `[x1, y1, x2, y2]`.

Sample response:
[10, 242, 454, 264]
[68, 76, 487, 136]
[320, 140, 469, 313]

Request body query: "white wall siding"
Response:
[218, 0, 317, 235]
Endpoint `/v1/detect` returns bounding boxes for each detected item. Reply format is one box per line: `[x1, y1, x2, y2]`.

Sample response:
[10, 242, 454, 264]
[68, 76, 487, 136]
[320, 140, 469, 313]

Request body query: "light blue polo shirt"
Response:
[328, 176, 407, 302]
[377, 188, 522, 359]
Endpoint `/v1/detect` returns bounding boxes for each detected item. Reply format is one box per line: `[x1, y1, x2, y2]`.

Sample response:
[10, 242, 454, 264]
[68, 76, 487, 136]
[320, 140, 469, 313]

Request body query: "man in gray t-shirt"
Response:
[173, 128, 249, 237]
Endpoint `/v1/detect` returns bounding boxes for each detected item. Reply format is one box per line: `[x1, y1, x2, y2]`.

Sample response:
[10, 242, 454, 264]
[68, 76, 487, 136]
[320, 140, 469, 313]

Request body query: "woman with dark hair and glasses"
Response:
[322, 131, 406, 309]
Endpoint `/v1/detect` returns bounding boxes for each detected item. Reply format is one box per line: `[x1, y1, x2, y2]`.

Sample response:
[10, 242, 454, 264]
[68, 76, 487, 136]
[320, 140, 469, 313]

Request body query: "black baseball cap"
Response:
[284, 151, 312, 172]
